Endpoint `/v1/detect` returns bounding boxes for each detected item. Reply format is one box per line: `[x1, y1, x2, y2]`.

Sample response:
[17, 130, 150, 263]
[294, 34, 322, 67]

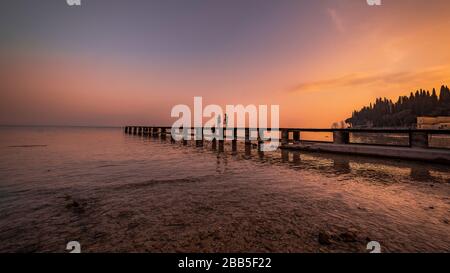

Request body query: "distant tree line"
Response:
[345, 85, 450, 128]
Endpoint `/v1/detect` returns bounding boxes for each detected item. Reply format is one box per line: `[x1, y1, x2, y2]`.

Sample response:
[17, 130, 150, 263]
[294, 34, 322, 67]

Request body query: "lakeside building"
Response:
[417, 116, 450, 129]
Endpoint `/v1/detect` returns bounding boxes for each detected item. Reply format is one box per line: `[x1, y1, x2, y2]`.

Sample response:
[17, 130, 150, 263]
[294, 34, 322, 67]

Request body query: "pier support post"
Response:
[257, 128, 264, 150]
[410, 131, 428, 148]
[160, 127, 166, 139]
[138, 127, 143, 136]
[195, 127, 203, 147]
[181, 127, 188, 145]
[132, 127, 137, 135]
[211, 127, 217, 150]
[170, 128, 176, 143]
[218, 127, 224, 152]
[245, 142, 251, 156]
[333, 131, 349, 144]
[232, 128, 237, 152]
[258, 149, 264, 159]
[152, 127, 160, 137]
[245, 128, 251, 146]
[124, 127, 128, 134]
[293, 131, 300, 143]
[281, 130, 289, 145]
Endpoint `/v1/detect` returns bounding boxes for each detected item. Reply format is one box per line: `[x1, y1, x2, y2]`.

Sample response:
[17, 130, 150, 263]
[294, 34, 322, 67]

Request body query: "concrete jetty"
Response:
[123, 126, 450, 164]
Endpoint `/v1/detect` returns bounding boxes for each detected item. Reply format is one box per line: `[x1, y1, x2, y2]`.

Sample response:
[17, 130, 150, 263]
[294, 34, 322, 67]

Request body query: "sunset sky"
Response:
[1, 0, 450, 127]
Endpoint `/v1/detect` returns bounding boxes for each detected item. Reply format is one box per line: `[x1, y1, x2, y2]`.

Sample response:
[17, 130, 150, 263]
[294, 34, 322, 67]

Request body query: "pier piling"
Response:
[218, 127, 224, 152]
[281, 130, 289, 145]
[150, 127, 156, 137]
[232, 128, 238, 152]
[293, 131, 300, 143]
[195, 127, 203, 147]
[333, 131, 350, 144]
[245, 128, 251, 146]
[410, 131, 429, 148]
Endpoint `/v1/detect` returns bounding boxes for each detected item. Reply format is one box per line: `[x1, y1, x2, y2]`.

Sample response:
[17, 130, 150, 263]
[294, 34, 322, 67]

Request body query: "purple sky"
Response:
[1, 0, 450, 126]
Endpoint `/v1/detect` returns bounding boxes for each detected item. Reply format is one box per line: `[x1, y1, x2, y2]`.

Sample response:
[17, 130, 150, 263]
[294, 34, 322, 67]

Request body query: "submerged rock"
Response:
[339, 230, 358, 242]
[318, 231, 332, 245]
[66, 200, 85, 213]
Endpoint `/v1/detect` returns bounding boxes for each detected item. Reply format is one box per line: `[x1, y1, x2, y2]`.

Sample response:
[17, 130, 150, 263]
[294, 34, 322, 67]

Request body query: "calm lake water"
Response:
[0, 127, 449, 252]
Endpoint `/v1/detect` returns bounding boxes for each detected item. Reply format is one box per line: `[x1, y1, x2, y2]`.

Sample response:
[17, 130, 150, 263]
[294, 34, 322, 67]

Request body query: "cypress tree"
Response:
[346, 85, 450, 128]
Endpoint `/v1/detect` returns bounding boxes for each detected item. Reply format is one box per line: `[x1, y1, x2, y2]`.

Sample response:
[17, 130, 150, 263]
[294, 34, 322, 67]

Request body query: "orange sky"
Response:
[1, 0, 450, 127]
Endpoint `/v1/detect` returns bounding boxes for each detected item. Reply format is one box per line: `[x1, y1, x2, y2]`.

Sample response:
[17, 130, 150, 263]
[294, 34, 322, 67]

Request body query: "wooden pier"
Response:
[123, 126, 450, 164]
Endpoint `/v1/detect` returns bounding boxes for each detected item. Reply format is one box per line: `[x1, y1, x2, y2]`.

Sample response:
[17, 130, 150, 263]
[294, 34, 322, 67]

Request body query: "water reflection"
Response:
[153, 135, 449, 185]
[332, 157, 351, 175]
[1, 127, 448, 252]
[410, 167, 433, 182]
[281, 149, 289, 163]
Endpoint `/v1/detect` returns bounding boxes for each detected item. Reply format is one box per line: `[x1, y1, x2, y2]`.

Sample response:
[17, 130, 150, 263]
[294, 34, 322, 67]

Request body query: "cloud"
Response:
[327, 8, 345, 33]
[289, 66, 450, 93]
